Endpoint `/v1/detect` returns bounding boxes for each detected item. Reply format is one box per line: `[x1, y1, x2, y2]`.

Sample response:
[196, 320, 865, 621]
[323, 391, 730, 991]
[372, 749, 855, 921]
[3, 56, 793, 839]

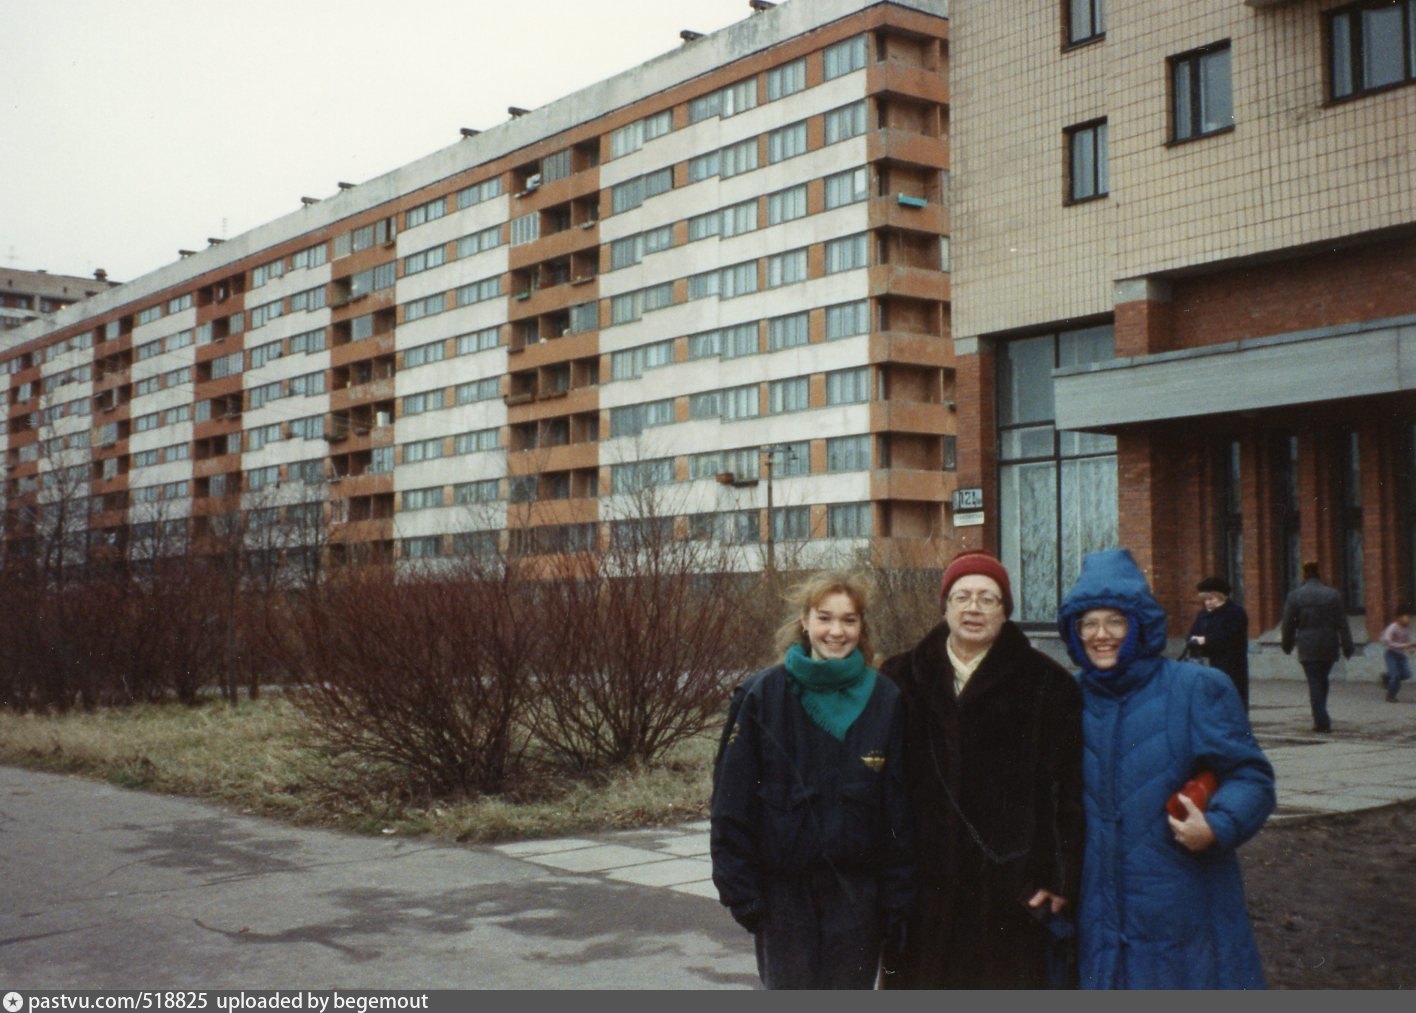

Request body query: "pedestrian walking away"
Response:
[1057, 548, 1276, 990]
[710, 570, 915, 990]
[878, 550, 1084, 989]
[1379, 604, 1414, 702]
[1280, 560, 1355, 732]
[1186, 575, 1251, 710]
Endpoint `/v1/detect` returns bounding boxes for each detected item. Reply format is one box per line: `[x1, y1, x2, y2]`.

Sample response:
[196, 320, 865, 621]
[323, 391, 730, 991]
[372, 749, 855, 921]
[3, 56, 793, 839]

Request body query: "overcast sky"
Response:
[2, 0, 760, 284]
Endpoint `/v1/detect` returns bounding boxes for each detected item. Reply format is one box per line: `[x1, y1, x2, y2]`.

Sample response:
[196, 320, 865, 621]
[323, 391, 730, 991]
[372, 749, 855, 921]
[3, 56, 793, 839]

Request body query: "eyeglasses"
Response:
[1076, 616, 1129, 639]
[946, 591, 1003, 611]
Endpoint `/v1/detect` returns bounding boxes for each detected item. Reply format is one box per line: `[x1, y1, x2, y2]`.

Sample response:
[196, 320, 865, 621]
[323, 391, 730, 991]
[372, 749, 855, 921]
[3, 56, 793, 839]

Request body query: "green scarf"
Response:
[783, 642, 877, 741]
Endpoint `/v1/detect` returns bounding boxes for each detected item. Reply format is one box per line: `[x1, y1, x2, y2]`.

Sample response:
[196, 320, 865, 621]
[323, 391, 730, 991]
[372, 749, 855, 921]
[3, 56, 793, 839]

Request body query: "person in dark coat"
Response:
[1058, 548, 1275, 989]
[877, 550, 1084, 989]
[710, 571, 915, 990]
[1280, 560, 1355, 732]
[1186, 576, 1251, 710]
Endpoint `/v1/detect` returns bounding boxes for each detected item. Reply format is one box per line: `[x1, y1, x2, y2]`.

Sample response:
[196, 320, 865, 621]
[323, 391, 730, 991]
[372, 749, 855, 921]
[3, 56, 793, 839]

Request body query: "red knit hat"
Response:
[940, 550, 1014, 617]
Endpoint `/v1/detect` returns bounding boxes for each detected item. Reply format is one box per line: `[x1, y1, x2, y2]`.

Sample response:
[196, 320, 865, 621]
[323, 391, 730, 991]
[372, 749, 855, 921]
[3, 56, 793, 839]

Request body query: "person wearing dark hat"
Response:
[877, 550, 1084, 989]
[1186, 576, 1251, 710]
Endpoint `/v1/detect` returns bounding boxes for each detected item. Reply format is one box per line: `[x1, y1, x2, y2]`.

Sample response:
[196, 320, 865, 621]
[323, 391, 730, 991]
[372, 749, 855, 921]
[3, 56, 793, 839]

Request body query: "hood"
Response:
[1056, 548, 1169, 669]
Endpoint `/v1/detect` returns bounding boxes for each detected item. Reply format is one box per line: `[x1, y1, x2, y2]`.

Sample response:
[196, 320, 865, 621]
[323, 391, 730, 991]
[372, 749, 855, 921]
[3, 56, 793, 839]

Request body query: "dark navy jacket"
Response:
[709, 663, 915, 931]
[1058, 549, 1276, 990]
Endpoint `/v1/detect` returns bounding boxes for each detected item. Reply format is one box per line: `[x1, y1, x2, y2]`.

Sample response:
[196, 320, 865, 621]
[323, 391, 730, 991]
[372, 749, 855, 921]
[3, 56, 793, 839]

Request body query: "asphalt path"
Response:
[0, 769, 756, 991]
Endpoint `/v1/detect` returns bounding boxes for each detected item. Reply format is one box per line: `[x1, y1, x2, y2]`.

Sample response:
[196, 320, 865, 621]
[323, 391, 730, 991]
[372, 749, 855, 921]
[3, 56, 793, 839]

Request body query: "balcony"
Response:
[870, 468, 948, 502]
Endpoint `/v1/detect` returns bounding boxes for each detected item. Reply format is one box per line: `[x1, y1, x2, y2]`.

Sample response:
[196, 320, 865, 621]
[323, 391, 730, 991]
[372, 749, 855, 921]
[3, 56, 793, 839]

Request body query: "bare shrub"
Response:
[279, 564, 536, 798]
[526, 519, 762, 770]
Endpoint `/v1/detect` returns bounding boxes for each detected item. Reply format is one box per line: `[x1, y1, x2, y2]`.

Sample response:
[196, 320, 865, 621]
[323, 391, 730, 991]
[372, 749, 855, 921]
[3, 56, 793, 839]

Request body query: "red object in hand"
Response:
[1166, 769, 1219, 820]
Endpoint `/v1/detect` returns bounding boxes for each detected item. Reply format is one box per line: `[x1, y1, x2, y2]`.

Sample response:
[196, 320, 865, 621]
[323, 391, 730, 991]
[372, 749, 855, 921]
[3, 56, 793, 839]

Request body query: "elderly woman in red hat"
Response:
[878, 550, 1085, 989]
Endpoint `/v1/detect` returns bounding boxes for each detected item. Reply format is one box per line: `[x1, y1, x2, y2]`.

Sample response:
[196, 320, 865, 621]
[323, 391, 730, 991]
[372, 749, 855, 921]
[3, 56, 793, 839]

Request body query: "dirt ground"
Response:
[1243, 799, 1415, 989]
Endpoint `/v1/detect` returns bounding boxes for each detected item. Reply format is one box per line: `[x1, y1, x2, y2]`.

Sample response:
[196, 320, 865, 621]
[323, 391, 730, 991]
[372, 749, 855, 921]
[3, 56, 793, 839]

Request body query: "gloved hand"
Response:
[730, 898, 765, 935]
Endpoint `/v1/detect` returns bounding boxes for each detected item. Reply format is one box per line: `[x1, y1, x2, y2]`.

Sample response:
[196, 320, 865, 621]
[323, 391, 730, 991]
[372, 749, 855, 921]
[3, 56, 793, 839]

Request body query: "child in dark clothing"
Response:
[710, 571, 915, 989]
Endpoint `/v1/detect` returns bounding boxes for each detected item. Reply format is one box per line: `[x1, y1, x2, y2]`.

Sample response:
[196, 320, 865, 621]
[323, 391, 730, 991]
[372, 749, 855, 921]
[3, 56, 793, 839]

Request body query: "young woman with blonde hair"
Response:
[711, 571, 915, 989]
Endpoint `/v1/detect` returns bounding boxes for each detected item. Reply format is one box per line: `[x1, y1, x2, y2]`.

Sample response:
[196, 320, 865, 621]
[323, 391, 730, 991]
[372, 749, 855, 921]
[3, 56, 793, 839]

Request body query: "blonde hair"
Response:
[774, 570, 877, 665]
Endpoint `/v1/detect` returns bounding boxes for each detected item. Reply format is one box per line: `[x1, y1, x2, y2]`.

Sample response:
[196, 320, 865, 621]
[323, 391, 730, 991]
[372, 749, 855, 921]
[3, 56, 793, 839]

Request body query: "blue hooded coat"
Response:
[1057, 549, 1276, 990]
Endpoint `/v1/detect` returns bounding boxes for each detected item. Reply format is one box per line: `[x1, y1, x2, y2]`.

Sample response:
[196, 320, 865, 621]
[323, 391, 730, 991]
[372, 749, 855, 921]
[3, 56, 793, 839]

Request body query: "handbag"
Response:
[1165, 768, 1218, 820]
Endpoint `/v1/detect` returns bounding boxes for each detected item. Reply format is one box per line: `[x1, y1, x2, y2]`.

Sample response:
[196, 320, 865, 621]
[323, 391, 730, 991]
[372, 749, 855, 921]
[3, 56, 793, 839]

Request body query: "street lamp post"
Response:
[761, 443, 795, 572]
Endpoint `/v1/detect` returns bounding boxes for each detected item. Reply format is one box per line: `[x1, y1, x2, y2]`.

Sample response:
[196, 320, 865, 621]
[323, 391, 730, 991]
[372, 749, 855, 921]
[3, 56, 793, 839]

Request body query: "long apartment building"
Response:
[1, 268, 119, 333]
[950, 0, 1416, 646]
[1, 0, 955, 576]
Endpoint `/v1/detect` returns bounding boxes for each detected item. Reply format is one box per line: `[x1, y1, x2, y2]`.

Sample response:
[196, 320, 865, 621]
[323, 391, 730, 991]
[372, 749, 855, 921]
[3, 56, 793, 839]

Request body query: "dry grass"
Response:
[0, 696, 722, 843]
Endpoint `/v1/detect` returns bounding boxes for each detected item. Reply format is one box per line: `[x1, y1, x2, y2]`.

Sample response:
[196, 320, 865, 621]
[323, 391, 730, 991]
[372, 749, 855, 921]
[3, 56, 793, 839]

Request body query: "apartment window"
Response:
[767, 58, 807, 100]
[1171, 42, 1233, 141]
[137, 305, 163, 325]
[768, 122, 808, 163]
[248, 423, 282, 451]
[610, 339, 674, 380]
[168, 293, 193, 314]
[290, 286, 326, 312]
[251, 257, 284, 288]
[456, 225, 503, 259]
[687, 149, 722, 183]
[510, 212, 540, 246]
[456, 177, 503, 209]
[1067, 119, 1109, 202]
[403, 487, 443, 511]
[402, 390, 443, 417]
[826, 367, 869, 405]
[249, 381, 283, 408]
[721, 138, 760, 178]
[611, 458, 674, 494]
[403, 294, 446, 322]
[290, 371, 325, 396]
[611, 225, 672, 268]
[722, 323, 759, 359]
[1066, 0, 1105, 46]
[457, 327, 500, 355]
[403, 437, 446, 463]
[291, 242, 328, 270]
[824, 101, 867, 144]
[772, 506, 811, 543]
[689, 78, 757, 122]
[611, 167, 673, 213]
[769, 377, 810, 415]
[290, 328, 325, 354]
[454, 479, 500, 505]
[370, 446, 395, 473]
[246, 465, 280, 492]
[456, 378, 499, 404]
[610, 110, 672, 158]
[997, 325, 1117, 622]
[719, 510, 760, 545]
[723, 384, 761, 420]
[768, 184, 808, 225]
[456, 277, 500, 306]
[404, 245, 447, 275]
[290, 415, 324, 440]
[766, 249, 808, 288]
[825, 234, 869, 274]
[404, 341, 447, 369]
[404, 196, 447, 230]
[610, 398, 675, 437]
[768, 313, 809, 351]
[210, 351, 244, 380]
[828, 435, 871, 472]
[828, 502, 872, 538]
[1330, 0, 1416, 99]
[454, 429, 497, 455]
[826, 300, 870, 340]
[826, 167, 866, 209]
[403, 536, 442, 560]
[823, 35, 869, 80]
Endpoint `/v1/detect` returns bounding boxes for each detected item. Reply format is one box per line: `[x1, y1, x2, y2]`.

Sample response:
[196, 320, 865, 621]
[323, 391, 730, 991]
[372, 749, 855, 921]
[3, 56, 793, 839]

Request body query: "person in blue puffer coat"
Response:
[1056, 548, 1276, 990]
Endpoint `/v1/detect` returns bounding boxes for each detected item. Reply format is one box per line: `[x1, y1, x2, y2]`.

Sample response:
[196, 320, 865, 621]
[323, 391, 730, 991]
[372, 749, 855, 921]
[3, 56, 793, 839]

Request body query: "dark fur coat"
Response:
[878, 620, 1085, 989]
